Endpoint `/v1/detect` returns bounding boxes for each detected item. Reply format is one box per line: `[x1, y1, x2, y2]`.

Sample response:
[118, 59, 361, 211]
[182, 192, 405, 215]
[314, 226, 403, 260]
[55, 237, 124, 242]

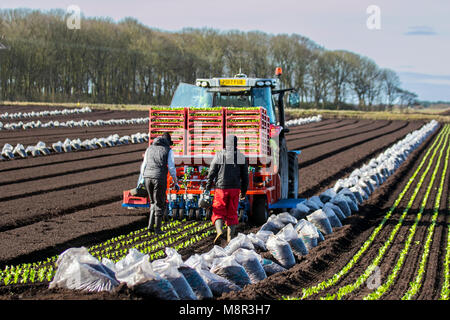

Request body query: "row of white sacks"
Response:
[48, 119, 439, 298]
[0, 133, 149, 160]
[0, 107, 92, 120]
[285, 114, 322, 127]
[0, 117, 149, 130]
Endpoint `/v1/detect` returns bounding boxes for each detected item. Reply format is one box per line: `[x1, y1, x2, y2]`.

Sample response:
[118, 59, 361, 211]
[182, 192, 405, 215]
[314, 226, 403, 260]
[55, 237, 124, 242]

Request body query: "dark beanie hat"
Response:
[162, 132, 173, 146]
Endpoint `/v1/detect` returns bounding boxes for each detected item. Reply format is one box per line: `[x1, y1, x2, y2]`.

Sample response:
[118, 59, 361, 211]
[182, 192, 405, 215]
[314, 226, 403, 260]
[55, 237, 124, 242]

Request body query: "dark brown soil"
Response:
[0, 107, 442, 300]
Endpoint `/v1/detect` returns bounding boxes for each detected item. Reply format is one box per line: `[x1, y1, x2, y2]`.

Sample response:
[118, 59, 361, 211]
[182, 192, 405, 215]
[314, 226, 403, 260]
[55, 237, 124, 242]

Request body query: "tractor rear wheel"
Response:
[288, 152, 299, 199]
[249, 196, 268, 226]
[279, 136, 289, 199]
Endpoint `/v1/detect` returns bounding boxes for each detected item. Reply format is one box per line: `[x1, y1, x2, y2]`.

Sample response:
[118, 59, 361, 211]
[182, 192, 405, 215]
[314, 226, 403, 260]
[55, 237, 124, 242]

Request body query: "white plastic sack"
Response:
[319, 188, 337, 203]
[307, 209, 333, 235]
[276, 212, 298, 225]
[178, 266, 213, 299]
[296, 203, 311, 215]
[304, 199, 321, 211]
[211, 255, 252, 288]
[259, 258, 287, 276]
[185, 254, 210, 270]
[201, 246, 228, 269]
[115, 250, 179, 299]
[232, 248, 267, 283]
[247, 233, 267, 251]
[224, 233, 255, 255]
[255, 230, 274, 243]
[277, 224, 308, 257]
[196, 267, 241, 296]
[330, 195, 352, 217]
[295, 219, 319, 250]
[323, 207, 343, 228]
[266, 234, 296, 269]
[309, 196, 325, 208]
[267, 214, 287, 230]
[152, 260, 197, 300]
[49, 247, 119, 292]
[323, 202, 346, 221]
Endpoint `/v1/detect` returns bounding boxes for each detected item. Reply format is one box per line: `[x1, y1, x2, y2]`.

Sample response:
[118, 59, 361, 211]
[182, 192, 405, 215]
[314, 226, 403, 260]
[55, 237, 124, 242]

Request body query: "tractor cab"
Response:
[170, 73, 281, 125]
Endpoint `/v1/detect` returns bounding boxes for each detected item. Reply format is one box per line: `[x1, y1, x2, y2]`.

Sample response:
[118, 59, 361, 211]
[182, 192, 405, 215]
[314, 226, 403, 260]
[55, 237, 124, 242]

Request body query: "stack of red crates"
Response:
[148, 107, 270, 159]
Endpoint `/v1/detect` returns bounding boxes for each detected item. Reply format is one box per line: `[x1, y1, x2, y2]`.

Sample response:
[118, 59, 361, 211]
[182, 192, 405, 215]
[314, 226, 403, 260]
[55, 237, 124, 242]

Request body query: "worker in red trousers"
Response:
[205, 135, 249, 244]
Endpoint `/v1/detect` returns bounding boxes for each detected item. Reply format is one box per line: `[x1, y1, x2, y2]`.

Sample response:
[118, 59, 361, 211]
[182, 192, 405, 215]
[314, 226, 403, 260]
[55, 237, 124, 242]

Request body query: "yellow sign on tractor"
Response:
[219, 78, 247, 86]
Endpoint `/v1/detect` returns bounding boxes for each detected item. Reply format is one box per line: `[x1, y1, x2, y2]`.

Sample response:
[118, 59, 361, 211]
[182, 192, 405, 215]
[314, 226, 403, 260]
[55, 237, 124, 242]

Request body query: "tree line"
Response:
[0, 8, 418, 109]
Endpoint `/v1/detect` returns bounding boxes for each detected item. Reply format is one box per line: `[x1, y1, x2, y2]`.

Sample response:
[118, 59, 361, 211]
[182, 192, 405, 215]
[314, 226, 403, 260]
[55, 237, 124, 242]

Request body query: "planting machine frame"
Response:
[123, 70, 305, 225]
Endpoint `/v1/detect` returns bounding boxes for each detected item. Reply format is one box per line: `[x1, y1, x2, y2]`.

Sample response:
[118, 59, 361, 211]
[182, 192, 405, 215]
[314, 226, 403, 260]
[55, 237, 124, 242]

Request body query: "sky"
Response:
[2, 0, 450, 101]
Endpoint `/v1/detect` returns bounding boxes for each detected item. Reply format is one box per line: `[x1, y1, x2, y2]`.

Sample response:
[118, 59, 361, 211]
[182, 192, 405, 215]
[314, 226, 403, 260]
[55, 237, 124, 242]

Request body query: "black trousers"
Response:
[144, 177, 167, 218]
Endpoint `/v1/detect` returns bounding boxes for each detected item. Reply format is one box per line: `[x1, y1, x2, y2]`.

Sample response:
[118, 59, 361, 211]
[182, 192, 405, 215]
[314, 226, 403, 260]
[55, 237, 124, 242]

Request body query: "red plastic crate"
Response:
[226, 107, 270, 157]
[149, 107, 186, 156]
[122, 190, 150, 207]
[187, 107, 224, 156]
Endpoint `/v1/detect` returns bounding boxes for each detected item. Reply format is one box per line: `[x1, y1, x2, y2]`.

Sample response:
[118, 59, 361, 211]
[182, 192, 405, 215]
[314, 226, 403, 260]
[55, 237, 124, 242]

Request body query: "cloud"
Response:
[398, 72, 450, 101]
[404, 26, 437, 36]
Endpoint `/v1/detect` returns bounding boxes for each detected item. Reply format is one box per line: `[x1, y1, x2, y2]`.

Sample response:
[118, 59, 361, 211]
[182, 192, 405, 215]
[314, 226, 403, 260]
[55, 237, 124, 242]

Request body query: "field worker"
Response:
[142, 132, 180, 234]
[205, 134, 249, 244]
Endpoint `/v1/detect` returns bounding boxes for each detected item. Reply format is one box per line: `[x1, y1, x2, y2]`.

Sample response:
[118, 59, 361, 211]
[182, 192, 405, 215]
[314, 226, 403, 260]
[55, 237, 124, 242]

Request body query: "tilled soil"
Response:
[0, 109, 440, 300]
[0, 107, 148, 146]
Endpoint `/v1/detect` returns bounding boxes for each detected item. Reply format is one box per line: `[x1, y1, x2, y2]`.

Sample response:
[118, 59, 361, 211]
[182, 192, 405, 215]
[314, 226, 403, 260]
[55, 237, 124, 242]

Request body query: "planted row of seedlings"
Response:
[290, 123, 448, 300]
[0, 117, 149, 131]
[0, 107, 92, 120]
[397, 130, 449, 300]
[441, 194, 450, 300]
[0, 132, 149, 161]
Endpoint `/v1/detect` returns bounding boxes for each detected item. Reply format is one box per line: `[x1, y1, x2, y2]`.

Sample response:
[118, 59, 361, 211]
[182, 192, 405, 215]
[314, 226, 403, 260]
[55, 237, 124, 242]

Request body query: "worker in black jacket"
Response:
[141, 132, 180, 234]
[205, 135, 249, 244]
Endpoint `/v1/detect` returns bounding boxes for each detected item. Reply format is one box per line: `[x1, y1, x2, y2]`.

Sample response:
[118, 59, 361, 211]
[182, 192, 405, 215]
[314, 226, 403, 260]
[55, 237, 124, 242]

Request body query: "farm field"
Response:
[0, 105, 447, 300]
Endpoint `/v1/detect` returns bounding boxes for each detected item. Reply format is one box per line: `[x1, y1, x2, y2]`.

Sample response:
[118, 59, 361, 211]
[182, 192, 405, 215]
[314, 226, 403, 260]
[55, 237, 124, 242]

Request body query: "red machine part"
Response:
[124, 106, 281, 210]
